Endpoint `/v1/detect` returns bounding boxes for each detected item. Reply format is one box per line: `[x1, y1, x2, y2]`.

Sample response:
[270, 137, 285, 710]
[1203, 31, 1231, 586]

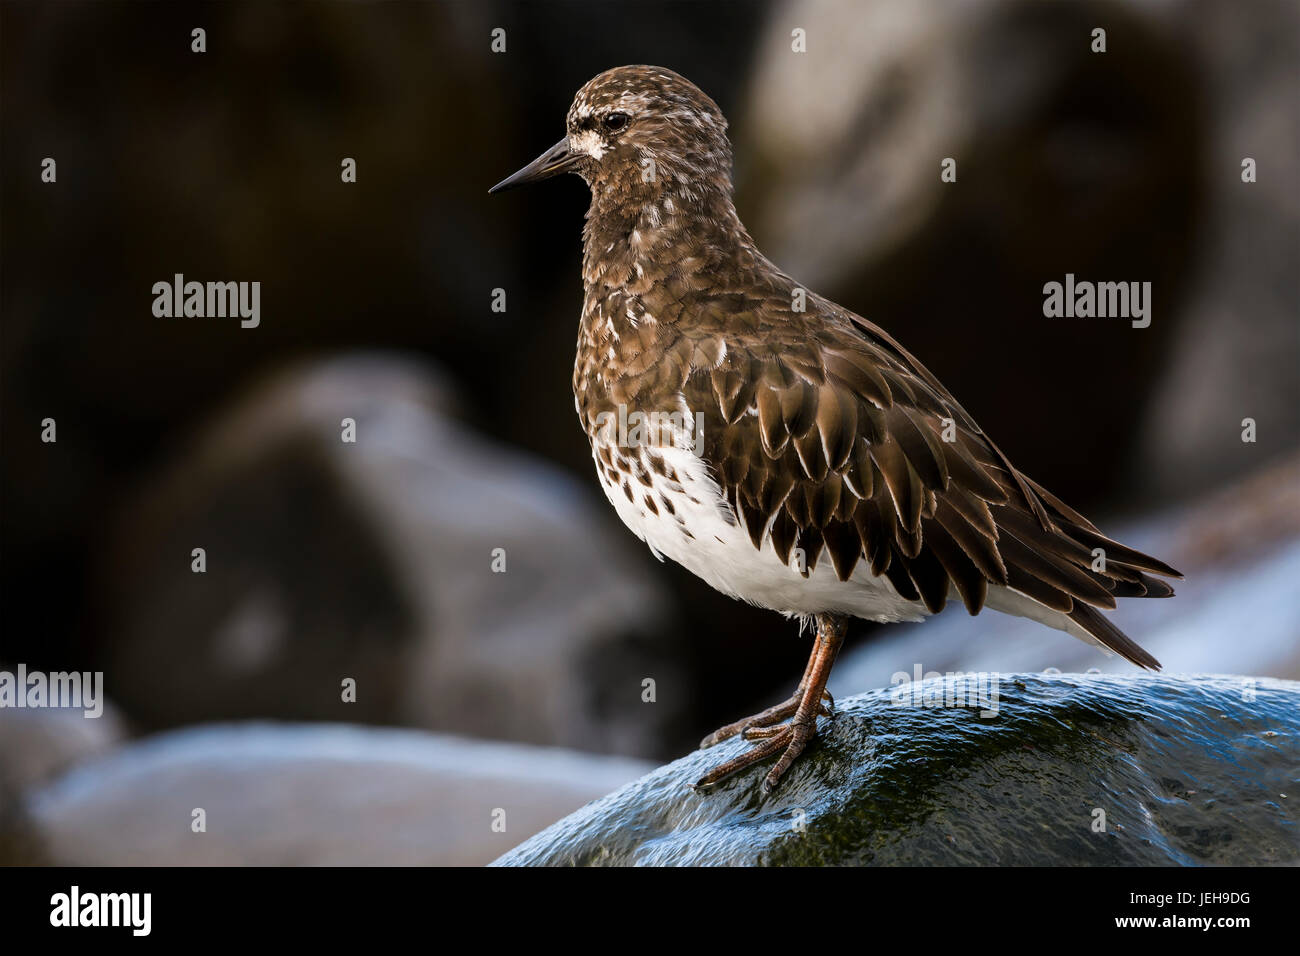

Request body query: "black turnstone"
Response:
[491, 65, 1181, 792]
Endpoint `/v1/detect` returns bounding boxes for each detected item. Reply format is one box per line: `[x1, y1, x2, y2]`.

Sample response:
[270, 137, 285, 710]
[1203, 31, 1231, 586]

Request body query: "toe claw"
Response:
[694, 615, 846, 793]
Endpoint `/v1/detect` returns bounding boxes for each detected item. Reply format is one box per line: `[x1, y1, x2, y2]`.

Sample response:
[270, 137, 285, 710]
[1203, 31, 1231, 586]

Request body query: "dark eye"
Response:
[603, 112, 630, 132]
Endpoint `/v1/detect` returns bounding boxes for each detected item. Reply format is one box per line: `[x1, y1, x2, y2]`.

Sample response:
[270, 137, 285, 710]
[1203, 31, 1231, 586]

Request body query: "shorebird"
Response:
[491, 65, 1180, 792]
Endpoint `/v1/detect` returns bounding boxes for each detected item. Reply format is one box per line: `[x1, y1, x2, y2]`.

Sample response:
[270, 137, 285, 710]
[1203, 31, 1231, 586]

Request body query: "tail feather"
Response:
[1060, 525, 1183, 580]
[1067, 602, 1162, 670]
[987, 483, 1177, 670]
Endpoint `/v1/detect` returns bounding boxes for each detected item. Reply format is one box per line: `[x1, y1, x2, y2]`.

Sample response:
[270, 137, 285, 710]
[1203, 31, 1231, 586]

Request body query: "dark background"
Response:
[2, 0, 1297, 762]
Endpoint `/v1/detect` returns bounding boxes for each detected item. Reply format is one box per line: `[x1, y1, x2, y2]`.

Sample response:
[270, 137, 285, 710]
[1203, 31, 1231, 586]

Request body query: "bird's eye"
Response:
[603, 112, 630, 132]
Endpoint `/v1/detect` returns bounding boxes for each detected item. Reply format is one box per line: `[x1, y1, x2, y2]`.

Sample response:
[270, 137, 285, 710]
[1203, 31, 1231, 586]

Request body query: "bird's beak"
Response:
[489, 137, 580, 194]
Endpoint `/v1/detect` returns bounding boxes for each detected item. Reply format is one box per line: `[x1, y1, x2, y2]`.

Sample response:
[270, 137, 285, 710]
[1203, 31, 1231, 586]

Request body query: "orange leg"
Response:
[694, 614, 847, 793]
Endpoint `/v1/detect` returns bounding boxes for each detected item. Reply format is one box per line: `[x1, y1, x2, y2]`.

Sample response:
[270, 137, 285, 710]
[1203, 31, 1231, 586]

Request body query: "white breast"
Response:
[588, 423, 926, 626]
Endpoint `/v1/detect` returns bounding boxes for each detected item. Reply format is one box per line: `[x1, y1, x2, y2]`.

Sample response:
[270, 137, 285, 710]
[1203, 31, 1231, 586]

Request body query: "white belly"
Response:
[589, 436, 926, 625]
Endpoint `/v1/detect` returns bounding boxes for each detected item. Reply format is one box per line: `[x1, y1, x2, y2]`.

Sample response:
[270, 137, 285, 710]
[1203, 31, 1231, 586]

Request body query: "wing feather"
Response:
[662, 291, 1177, 661]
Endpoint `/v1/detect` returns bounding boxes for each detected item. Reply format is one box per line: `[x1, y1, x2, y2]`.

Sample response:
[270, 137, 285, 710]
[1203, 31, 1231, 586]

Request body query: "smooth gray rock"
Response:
[100, 356, 678, 756]
[1134, 0, 1300, 498]
[25, 722, 654, 866]
[0, 704, 126, 793]
[0, 704, 128, 864]
[493, 673, 1300, 866]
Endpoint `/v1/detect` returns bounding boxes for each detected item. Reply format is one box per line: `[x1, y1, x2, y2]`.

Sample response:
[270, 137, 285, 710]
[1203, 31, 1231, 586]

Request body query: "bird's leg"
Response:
[694, 614, 847, 793]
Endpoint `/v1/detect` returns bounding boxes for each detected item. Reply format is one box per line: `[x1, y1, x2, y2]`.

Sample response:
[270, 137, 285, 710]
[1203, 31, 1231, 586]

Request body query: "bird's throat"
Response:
[580, 185, 751, 299]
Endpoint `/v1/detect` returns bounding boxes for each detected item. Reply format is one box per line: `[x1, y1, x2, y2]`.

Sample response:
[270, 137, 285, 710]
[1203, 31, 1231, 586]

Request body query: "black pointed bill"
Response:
[489, 137, 580, 194]
[488, 137, 582, 193]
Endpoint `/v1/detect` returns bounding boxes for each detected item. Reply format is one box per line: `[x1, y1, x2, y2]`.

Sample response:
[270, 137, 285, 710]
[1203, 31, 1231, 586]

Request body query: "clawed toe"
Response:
[692, 615, 847, 793]
[694, 717, 820, 792]
[694, 725, 793, 790]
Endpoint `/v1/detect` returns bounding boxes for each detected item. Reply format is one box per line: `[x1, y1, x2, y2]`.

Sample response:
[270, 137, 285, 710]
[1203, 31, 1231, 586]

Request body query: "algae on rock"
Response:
[494, 673, 1299, 866]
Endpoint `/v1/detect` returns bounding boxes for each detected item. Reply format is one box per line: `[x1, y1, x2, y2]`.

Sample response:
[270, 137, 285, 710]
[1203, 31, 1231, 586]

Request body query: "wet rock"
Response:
[101, 356, 679, 756]
[494, 673, 1299, 866]
[26, 722, 655, 866]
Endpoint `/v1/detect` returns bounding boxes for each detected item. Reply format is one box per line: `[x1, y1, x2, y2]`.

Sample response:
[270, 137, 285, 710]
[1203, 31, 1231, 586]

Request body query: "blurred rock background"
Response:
[1, 0, 1296, 864]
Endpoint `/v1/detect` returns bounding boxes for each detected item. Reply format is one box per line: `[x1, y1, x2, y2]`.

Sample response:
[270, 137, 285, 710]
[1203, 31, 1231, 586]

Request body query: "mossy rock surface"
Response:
[493, 673, 1299, 866]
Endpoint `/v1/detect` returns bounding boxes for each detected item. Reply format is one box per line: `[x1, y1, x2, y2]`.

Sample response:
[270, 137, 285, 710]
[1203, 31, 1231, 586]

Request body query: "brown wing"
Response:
[677, 295, 1180, 669]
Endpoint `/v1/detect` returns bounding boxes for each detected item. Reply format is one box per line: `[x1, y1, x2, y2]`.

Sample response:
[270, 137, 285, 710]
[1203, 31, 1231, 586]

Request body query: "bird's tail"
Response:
[985, 475, 1181, 670]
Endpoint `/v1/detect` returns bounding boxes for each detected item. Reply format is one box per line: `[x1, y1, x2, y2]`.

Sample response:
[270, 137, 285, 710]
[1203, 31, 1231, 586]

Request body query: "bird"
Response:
[490, 65, 1181, 793]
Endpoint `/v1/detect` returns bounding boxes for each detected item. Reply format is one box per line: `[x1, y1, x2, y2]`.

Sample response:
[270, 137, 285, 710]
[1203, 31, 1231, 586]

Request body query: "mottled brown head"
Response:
[490, 65, 733, 207]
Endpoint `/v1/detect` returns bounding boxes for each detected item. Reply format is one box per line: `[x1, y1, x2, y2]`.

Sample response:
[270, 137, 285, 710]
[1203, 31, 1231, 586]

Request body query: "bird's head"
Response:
[490, 65, 733, 207]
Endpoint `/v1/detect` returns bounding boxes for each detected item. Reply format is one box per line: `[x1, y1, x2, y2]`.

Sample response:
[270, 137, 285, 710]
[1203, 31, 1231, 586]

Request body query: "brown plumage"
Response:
[491, 65, 1181, 792]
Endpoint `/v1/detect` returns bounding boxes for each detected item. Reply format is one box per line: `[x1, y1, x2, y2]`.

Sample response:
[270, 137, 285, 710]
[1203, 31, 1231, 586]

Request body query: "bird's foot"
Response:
[693, 614, 846, 794]
[698, 690, 834, 749]
[693, 713, 822, 794]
